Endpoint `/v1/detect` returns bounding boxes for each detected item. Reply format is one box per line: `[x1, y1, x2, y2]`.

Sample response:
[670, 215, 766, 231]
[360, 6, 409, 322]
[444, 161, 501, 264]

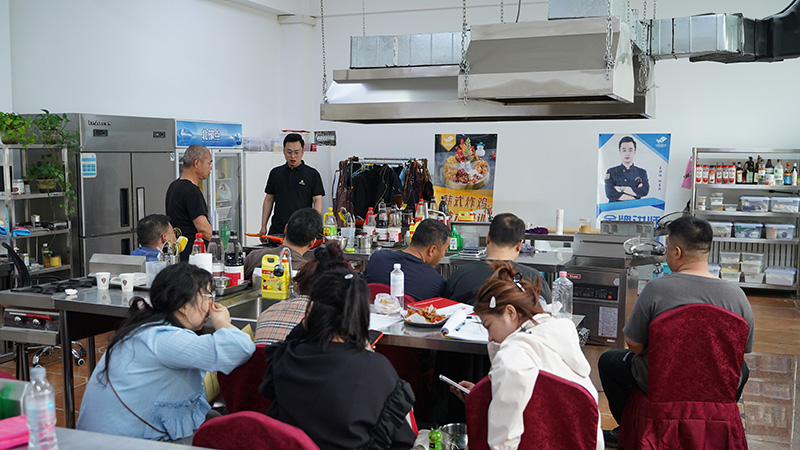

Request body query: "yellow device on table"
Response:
[261, 254, 291, 300]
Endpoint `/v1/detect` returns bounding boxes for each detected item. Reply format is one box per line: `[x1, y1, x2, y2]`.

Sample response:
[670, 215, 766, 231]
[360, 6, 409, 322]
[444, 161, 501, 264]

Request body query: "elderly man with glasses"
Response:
[258, 133, 325, 240]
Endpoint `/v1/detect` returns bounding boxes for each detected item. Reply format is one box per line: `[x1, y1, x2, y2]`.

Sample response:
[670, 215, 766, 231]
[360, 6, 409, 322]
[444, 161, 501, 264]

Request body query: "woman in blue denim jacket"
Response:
[77, 263, 254, 442]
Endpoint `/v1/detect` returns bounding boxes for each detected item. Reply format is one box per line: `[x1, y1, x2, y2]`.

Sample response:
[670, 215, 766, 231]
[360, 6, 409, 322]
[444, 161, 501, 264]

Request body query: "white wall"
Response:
[8, 0, 282, 138]
[4, 0, 800, 231]
[311, 0, 800, 228]
[0, 0, 12, 110]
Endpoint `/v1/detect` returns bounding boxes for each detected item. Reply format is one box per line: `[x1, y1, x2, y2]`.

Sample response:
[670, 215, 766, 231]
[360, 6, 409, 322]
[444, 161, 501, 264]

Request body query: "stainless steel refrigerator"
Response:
[72, 114, 176, 275]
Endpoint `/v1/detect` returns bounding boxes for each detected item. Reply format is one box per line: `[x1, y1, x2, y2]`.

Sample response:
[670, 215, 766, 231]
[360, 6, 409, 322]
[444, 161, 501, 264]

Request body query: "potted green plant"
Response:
[24, 152, 77, 214]
[0, 112, 35, 146]
[32, 109, 70, 145]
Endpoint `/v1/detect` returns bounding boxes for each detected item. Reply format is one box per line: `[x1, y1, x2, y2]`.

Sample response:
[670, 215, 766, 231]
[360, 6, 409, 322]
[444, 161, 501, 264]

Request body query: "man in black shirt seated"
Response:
[243, 208, 322, 280]
[365, 219, 450, 301]
[445, 213, 551, 304]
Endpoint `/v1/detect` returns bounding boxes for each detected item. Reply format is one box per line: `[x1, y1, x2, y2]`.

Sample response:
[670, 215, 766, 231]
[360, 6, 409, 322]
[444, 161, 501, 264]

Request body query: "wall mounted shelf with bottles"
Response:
[691, 147, 800, 294]
[0, 143, 74, 280]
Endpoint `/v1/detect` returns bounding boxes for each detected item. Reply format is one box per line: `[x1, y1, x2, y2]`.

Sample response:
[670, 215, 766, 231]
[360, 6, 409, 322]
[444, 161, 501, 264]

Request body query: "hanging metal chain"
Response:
[361, 0, 366, 36]
[604, 0, 615, 80]
[320, 0, 329, 103]
[459, 0, 470, 104]
[626, 0, 630, 26]
[642, 0, 647, 23]
[500, 0, 504, 23]
[652, 0, 657, 20]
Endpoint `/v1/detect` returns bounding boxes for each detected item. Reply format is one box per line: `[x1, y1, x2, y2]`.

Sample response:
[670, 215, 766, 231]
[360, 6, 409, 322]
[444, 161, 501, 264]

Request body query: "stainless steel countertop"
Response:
[52, 289, 146, 317]
[373, 314, 584, 355]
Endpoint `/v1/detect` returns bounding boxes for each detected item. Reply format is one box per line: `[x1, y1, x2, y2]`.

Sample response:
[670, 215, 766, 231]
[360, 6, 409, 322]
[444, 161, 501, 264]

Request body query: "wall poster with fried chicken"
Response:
[434, 134, 497, 222]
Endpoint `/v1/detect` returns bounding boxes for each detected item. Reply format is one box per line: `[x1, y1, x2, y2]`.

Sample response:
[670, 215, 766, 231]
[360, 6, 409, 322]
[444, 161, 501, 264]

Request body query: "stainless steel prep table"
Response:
[372, 314, 584, 355]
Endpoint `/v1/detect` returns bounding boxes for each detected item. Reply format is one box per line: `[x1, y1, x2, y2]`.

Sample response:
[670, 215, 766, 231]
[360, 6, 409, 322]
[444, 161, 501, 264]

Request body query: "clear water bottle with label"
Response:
[390, 263, 405, 310]
[25, 366, 59, 450]
[551, 271, 573, 320]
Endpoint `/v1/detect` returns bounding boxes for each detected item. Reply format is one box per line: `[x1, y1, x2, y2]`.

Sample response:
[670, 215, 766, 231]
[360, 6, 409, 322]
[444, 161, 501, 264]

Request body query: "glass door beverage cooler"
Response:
[174, 120, 244, 240]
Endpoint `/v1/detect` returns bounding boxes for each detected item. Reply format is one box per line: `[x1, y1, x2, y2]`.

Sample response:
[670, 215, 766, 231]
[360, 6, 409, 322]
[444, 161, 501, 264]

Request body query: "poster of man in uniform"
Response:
[434, 134, 498, 222]
[597, 133, 671, 225]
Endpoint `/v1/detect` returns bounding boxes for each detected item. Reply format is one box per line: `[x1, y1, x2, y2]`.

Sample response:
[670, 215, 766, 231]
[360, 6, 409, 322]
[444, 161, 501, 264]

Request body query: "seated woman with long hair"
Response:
[254, 242, 352, 345]
[259, 268, 416, 450]
[77, 263, 255, 442]
[451, 261, 603, 450]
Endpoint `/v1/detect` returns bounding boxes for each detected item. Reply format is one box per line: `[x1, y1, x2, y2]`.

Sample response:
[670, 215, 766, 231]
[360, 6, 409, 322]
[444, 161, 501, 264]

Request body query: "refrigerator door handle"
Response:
[120, 188, 130, 228]
[121, 237, 131, 255]
[136, 187, 145, 225]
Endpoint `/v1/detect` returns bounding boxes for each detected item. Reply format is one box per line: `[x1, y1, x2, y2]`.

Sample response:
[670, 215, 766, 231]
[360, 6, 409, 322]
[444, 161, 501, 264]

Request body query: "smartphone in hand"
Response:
[439, 374, 471, 395]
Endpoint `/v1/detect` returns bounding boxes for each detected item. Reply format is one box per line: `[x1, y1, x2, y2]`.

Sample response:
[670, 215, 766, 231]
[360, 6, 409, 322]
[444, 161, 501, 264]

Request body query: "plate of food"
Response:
[442, 138, 491, 190]
[403, 305, 448, 327]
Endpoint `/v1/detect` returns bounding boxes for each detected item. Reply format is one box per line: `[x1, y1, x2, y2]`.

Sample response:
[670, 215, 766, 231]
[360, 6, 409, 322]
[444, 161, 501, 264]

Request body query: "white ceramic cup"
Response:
[119, 273, 135, 292]
[96, 272, 111, 290]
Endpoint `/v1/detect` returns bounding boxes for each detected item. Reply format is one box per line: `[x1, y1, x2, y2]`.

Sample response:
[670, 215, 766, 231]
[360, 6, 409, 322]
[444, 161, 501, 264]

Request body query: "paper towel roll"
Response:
[555, 209, 564, 235]
[189, 253, 213, 274]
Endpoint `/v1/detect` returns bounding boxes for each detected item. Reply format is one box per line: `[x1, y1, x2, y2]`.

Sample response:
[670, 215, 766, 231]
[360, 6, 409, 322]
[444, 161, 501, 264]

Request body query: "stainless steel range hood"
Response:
[320, 17, 655, 124]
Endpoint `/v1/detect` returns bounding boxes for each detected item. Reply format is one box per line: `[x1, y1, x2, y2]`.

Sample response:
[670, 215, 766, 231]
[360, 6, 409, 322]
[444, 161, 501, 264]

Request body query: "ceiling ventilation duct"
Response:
[319, 0, 800, 124]
[320, 17, 654, 124]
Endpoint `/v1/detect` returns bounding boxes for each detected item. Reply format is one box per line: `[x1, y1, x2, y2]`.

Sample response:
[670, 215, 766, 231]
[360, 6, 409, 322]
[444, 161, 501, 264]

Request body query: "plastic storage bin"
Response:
[708, 221, 733, 238]
[718, 251, 740, 264]
[720, 271, 741, 282]
[709, 194, 725, 211]
[765, 266, 797, 286]
[770, 197, 800, 213]
[765, 223, 796, 240]
[733, 222, 763, 239]
[741, 252, 766, 274]
[708, 264, 721, 278]
[743, 272, 765, 283]
[739, 196, 770, 212]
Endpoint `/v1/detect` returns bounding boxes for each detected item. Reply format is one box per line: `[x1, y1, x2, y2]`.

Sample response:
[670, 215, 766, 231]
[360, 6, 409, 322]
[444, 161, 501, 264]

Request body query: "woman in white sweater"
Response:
[452, 261, 603, 450]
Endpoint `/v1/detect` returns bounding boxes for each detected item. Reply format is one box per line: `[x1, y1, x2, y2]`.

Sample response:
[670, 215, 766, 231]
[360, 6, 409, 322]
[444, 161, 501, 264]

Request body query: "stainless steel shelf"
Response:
[695, 184, 800, 191]
[694, 148, 800, 155]
[738, 282, 796, 290]
[31, 264, 71, 275]
[696, 210, 798, 218]
[0, 192, 65, 200]
[713, 237, 799, 244]
[12, 228, 71, 239]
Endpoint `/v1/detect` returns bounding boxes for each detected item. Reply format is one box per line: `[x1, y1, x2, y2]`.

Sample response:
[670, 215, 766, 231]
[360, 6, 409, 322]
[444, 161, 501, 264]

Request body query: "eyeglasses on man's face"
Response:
[284, 149, 302, 157]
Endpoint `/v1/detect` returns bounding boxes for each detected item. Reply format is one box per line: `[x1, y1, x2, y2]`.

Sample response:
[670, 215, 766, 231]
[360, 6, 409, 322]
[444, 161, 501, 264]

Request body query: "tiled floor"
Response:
[2, 294, 799, 448]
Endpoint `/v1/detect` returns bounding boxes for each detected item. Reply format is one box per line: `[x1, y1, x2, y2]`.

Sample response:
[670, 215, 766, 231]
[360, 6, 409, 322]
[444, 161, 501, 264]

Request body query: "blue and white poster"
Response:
[596, 133, 671, 225]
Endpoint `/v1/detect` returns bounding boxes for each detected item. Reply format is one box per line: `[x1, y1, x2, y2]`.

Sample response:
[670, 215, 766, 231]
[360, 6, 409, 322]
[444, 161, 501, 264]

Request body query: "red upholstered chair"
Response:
[466, 370, 599, 450]
[0, 370, 15, 379]
[619, 303, 749, 450]
[217, 344, 272, 413]
[368, 282, 415, 305]
[193, 411, 320, 450]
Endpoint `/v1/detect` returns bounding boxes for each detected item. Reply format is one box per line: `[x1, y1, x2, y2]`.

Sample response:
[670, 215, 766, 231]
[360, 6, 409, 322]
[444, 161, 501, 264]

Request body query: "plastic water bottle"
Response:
[25, 366, 59, 450]
[551, 271, 573, 320]
[390, 263, 405, 310]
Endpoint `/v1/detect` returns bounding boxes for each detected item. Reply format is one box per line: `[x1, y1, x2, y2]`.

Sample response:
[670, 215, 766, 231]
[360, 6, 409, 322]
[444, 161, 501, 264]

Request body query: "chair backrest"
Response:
[217, 344, 272, 413]
[647, 303, 749, 403]
[368, 282, 415, 304]
[466, 371, 598, 450]
[193, 411, 320, 450]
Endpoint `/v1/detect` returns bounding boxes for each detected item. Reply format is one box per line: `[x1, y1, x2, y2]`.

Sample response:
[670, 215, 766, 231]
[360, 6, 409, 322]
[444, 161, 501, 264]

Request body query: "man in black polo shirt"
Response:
[258, 133, 324, 238]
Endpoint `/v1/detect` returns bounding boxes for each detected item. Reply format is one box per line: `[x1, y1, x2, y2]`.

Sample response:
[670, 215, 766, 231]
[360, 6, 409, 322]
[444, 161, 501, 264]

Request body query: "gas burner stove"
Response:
[11, 277, 96, 295]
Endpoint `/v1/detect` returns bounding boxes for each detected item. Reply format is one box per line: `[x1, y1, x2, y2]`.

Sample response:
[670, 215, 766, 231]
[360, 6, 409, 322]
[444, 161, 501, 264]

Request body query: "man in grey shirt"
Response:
[599, 216, 754, 448]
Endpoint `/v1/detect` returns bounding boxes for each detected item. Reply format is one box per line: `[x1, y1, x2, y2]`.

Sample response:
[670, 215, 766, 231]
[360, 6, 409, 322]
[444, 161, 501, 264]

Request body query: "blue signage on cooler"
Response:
[175, 121, 242, 147]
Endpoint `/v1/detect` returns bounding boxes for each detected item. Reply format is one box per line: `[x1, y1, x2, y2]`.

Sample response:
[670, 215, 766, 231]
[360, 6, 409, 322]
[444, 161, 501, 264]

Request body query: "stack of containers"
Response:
[741, 252, 766, 284]
[719, 251, 741, 282]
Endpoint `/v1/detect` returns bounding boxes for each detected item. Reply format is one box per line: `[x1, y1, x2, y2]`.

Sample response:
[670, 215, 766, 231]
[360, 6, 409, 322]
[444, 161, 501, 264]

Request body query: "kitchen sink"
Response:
[218, 292, 279, 328]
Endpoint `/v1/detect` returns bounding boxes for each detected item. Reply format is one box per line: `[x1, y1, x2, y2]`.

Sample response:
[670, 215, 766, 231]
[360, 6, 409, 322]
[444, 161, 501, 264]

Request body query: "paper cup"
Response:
[189, 253, 213, 274]
[96, 272, 111, 290]
[119, 273, 135, 292]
